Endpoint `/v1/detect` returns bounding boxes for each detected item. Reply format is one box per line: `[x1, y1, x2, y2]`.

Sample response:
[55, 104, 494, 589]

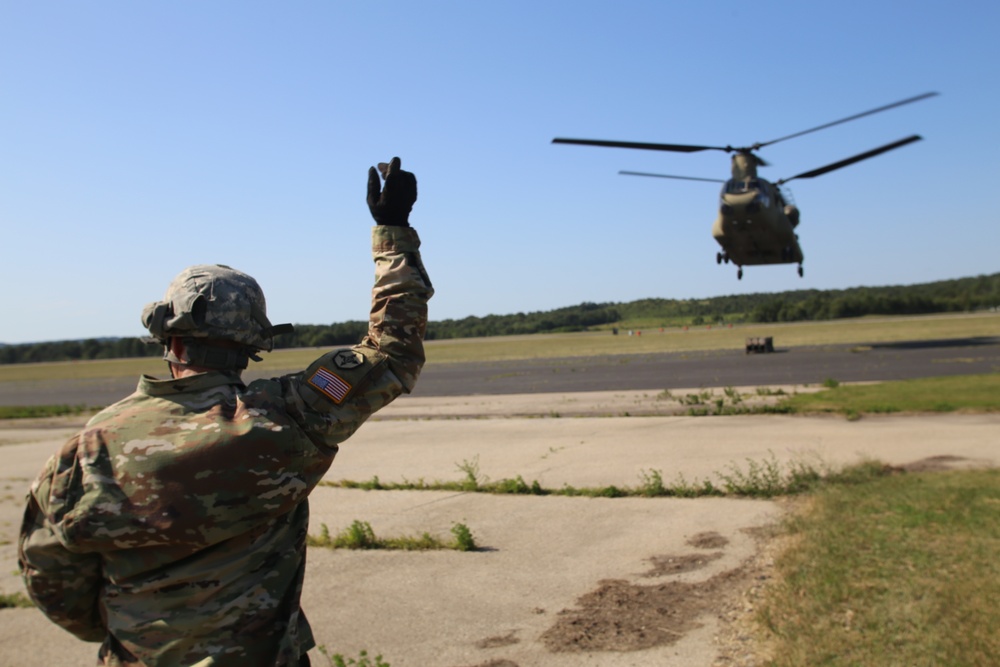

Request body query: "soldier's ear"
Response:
[169, 337, 187, 362]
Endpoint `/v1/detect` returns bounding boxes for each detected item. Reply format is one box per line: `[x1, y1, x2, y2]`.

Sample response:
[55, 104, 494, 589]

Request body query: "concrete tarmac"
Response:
[1, 389, 997, 667]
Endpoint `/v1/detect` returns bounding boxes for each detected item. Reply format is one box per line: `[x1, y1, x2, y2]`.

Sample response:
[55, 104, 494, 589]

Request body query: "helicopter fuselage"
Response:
[712, 177, 803, 273]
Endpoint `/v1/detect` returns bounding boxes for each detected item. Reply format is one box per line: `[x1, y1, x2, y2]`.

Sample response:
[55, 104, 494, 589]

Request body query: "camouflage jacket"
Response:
[19, 226, 432, 667]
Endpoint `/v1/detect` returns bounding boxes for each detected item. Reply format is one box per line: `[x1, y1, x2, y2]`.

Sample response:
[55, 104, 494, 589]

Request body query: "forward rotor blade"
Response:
[619, 170, 726, 183]
[777, 135, 923, 184]
[553, 138, 725, 153]
[755, 92, 938, 150]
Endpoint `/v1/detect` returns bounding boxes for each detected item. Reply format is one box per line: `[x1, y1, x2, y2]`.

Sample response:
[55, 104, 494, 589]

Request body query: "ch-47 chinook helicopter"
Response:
[553, 92, 938, 280]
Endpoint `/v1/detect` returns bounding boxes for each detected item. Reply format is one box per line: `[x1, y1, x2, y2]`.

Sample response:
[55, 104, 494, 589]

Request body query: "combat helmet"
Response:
[141, 264, 293, 370]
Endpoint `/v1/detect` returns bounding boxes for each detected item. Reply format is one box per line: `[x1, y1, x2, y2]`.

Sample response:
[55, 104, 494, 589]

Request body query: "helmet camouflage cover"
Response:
[141, 264, 293, 367]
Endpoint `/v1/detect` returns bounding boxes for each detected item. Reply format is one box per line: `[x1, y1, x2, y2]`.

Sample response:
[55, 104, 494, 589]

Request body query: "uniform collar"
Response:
[138, 370, 245, 397]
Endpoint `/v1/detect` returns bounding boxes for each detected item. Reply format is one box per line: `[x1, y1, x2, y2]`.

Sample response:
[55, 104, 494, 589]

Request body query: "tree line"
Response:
[2, 272, 997, 365]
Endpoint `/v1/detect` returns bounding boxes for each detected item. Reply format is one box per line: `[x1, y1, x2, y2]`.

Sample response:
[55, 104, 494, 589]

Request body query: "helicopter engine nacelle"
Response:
[730, 153, 760, 181]
[784, 205, 800, 228]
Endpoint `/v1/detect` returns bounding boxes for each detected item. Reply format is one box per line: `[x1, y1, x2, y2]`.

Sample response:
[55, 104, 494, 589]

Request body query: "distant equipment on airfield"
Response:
[553, 92, 938, 280]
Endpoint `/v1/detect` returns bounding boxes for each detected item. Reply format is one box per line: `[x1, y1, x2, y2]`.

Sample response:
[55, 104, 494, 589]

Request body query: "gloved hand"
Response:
[367, 156, 417, 227]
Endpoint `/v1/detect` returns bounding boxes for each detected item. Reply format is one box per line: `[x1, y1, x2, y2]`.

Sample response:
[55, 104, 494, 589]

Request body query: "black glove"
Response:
[367, 156, 417, 227]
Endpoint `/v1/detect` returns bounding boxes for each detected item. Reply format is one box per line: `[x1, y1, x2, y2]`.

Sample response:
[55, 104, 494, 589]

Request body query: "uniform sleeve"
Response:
[18, 455, 105, 643]
[286, 225, 433, 448]
[363, 225, 434, 390]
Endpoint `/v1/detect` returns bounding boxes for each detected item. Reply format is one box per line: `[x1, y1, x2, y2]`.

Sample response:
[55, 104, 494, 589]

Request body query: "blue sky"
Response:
[2, 1, 997, 344]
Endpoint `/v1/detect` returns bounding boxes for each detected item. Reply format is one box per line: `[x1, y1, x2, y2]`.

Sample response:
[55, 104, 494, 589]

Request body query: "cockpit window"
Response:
[721, 180, 771, 209]
[724, 179, 759, 194]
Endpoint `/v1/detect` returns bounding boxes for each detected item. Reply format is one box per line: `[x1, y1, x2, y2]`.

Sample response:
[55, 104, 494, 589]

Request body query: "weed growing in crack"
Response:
[456, 456, 482, 491]
[322, 454, 890, 500]
[681, 390, 713, 405]
[0, 592, 34, 609]
[493, 475, 546, 495]
[450, 522, 477, 551]
[717, 453, 786, 497]
[316, 647, 389, 667]
[638, 469, 667, 497]
[308, 520, 477, 552]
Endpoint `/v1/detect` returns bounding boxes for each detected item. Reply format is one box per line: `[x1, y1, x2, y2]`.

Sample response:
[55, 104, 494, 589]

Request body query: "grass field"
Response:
[1, 311, 997, 382]
[783, 373, 1000, 415]
[760, 467, 1000, 666]
[422, 311, 1000, 364]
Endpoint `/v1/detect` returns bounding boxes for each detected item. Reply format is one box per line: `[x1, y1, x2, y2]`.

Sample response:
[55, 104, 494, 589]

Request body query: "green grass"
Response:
[0, 592, 34, 609]
[306, 520, 477, 552]
[659, 374, 1000, 418]
[0, 356, 163, 382]
[323, 454, 894, 500]
[2, 313, 995, 420]
[1, 313, 995, 380]
[0, 404, 95, 419]
[783, 373, 1000, 416]
[419, 312, 1000, 364]
[12, 373, 996, 421]
[316, 648, 389, 667]
[759, 468, 1000, 666]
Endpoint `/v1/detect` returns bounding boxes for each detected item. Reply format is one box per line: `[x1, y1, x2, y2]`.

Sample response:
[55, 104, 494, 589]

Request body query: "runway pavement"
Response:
[2, 336, 999, 408]
[408, 336, 1000, 397]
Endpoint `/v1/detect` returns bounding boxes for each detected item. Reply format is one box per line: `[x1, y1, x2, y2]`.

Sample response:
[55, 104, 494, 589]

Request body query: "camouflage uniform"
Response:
[19, 225, 432, 666]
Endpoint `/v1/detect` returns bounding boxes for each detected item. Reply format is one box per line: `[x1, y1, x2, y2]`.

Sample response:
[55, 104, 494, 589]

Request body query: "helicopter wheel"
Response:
[797, 265, 804, 277]
[716, 252, 723, 265]
[737, 268, 743, 280]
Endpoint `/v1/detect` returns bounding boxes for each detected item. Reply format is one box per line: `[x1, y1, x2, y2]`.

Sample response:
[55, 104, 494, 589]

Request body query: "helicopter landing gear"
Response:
[737, 267, 743, 280]
[797, 264, 804, 277]
[716, 252, 723, 265]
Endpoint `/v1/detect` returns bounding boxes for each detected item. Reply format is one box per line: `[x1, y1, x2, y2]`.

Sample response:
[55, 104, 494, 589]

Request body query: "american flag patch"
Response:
[308, 367, 352, 404]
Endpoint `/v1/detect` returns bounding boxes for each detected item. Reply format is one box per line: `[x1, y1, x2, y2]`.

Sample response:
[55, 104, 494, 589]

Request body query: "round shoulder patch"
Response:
[332, 349, 364, 370]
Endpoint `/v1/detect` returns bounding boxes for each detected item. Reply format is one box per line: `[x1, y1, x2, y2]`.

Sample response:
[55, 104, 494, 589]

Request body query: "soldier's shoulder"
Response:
[85, 390, 147, 427]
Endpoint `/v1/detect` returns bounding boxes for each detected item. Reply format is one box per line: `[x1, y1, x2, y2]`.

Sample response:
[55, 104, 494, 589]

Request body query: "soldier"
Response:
[18, 157, 432, 667]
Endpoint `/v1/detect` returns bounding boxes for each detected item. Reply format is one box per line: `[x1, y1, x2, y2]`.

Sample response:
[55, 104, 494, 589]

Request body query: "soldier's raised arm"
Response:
[288, 157, 433, 447]
[362, 156, 433, 390]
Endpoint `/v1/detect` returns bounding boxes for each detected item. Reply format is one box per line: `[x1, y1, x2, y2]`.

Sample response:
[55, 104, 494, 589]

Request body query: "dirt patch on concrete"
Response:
[474, 632, 520, 650]
[540, 531, 758, 656]
[899, 455, 972, 473]
[541, 561, 753, 653]
[643, 552, 724, 577]
[688, 531, 730, 549]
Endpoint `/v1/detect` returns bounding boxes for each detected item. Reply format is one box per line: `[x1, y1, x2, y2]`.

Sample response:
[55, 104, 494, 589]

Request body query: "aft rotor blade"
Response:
[553, 138, 725, 153]
[755, 92, 938, 150]
[619, 170, 726, 183]
[777, 135, 923, 184]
